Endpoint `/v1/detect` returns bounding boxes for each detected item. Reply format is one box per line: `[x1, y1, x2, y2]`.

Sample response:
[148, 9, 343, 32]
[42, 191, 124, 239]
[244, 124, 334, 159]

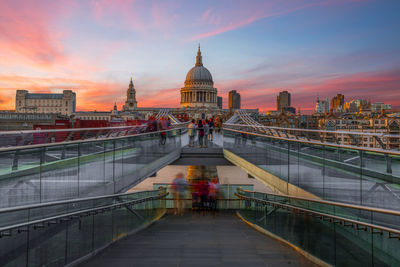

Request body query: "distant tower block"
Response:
[123, 77, 137, 111]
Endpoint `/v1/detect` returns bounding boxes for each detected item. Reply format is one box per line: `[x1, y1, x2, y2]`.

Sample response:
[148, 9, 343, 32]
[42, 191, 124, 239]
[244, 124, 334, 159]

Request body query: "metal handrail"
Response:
[223, 126, 400, 156]
[237, 188, 400, 216]
[0, 189, 164, 214]
[0, 126, 187, 152]
[0, 191, 168, 235]
[235, 192, 400, 238]
[0, 125, 148, 135]
[223, 123, 400, 138]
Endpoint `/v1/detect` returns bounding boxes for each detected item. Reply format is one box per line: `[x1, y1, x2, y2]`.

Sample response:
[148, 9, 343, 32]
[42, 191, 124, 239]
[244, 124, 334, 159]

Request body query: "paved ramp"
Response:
[81, 212, 316, 267]
[172, 141, 232, 165]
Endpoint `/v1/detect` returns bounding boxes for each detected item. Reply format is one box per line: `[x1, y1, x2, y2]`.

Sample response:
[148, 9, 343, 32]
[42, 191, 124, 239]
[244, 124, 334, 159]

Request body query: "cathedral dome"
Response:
[184, 45, 213, 86]
[185, 65, 213, 83]
[180, 45, 218, 109]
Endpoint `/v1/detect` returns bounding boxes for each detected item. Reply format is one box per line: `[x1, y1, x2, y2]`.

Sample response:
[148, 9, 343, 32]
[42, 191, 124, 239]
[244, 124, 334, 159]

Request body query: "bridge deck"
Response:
[172, 140, 232, 165]
[80, 211, 316, 267]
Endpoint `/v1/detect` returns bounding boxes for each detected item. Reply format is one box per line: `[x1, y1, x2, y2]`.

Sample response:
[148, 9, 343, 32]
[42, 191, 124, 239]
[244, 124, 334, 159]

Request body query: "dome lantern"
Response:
[195, 44, 203, 67]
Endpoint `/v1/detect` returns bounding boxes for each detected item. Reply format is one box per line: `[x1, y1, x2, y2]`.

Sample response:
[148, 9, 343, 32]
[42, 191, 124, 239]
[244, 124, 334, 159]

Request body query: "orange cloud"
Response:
[0, 75, 181, 111]
[215, 68, 400, 113]
[1, 68, 397, 115]
[138, 87, 180, 108]
[0, 75, 125, 111]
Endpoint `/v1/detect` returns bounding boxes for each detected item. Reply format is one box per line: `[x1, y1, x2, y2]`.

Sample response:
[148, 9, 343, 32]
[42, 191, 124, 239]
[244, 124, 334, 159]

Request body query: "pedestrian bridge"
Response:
[0, 122, 399, 266]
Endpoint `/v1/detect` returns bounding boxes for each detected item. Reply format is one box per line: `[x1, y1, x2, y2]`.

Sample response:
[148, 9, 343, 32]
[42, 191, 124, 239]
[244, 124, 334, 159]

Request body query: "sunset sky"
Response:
[0, 0, 399, 113]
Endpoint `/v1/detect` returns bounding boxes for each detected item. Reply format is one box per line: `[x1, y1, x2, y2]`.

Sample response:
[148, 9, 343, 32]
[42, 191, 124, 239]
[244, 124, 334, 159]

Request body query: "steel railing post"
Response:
[386, 154, 392, 174]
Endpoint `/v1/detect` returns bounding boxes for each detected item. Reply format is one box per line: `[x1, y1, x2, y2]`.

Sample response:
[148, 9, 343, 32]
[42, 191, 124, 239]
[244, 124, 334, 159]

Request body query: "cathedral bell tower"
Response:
[123, 77, 137, 111]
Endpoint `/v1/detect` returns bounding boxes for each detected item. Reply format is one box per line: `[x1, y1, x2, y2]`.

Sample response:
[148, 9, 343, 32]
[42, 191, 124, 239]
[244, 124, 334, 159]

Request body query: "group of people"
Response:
[191, 177, 219, 212]
[171, 173, 220, 216]
[188, 118, 215, 148]
[146, 116, 223, 147]
[148, 117, 172, 145]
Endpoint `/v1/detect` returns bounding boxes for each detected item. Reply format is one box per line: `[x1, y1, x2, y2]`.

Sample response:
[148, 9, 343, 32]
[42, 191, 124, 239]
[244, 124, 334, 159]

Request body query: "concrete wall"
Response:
[223, 149, 320, 199]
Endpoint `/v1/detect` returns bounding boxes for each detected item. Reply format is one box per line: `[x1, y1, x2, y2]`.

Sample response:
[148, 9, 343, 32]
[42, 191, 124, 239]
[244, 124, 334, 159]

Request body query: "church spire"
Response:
[195, 44, 203, 67]
[123, 76, 137, 111]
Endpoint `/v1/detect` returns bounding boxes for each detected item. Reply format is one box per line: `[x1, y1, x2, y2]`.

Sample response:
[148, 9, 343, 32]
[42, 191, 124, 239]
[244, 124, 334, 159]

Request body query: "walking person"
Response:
[172, 173, 188, 216]
[199, 178, 209, 213]
[203, 120, 210, 148]
[208, 177, 219, 212]
[197, 120, 204, 148]
[188, 119, 196, 147]
[208, 118, 214, 141]
[158, 118, 166, 145]
[191, 179, 201, 211]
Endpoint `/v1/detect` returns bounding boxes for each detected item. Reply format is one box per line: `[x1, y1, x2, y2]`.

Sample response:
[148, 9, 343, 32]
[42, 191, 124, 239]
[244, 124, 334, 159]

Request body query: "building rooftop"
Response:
[26, 93, 63, 99]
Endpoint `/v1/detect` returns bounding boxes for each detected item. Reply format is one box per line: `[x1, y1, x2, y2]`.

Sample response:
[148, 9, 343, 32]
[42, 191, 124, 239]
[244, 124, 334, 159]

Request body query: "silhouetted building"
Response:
[217, 96, 223, 109]
[283, 106, 296, 115]
[371, 102, 391, 112]
[315, 97, 330, 114]
[344, 99, 370, 113]
[277, 91, 291, 112]
[331, 94, 344, 112]
[228, 90, 241, 109]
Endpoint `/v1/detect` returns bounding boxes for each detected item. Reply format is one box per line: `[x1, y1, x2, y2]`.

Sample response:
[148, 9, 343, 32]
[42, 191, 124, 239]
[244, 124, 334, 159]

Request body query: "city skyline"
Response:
[0, 0, 399, 113]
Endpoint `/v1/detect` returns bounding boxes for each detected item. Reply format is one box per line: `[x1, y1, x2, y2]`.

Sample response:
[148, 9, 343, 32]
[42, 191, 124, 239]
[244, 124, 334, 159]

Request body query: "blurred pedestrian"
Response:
[172, 173, 188, 216]
[199, 178, 209, 212]
[191, 179, 201, 211]
[188, 119, 195, 147]
[158, 119, 166, 145]
[151, 118, 158, 132]
[208, 177, 219, 211]
[208, 118, 214, 141]
[203, 120, 210, 148]
[197, 120, 204, 148]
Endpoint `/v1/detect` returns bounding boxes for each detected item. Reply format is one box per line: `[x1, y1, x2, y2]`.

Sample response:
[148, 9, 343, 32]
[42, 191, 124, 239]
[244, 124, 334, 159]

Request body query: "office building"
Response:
[331, 94, 344, 112]
[217, 96, 223, 109]
[277, 91, 291, 112]
[228, 90, 241, 109]
[315, 97, 330, 114]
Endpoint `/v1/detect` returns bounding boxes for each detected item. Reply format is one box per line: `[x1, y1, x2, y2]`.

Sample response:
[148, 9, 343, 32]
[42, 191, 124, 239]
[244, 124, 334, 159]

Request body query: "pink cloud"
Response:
[192, 14, 261, 40]
[191, 0, 369, 40]
[138, 88, 180, 108]
[201, 8, 214, 22]
[88, 0, 180, 35]
[0, 1, 72, 69]
[213, 68, 400, 113]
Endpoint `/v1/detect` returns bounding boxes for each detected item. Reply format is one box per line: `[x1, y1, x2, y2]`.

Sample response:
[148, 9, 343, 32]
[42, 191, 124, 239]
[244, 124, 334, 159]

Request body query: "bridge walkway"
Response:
[80, 211, 316, 267]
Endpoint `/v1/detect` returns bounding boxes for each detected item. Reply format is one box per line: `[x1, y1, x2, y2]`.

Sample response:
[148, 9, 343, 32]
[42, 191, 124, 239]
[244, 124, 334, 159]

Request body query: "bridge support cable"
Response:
[155, 109, 186, 126]
[223, 123, 398, 152]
